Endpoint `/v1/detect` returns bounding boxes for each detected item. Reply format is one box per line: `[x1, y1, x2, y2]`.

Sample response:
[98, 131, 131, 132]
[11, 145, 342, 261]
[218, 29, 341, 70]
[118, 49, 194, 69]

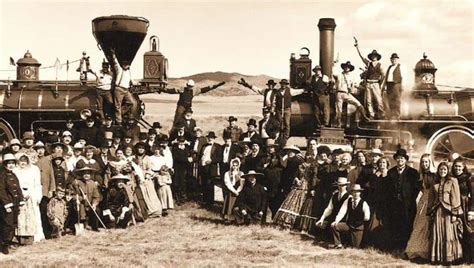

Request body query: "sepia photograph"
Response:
[0, 0, 472, 266]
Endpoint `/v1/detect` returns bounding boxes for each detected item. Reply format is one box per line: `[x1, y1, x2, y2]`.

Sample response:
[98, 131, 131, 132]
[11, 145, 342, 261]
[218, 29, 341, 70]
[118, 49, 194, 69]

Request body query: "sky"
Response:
[0, 0, 473, 88]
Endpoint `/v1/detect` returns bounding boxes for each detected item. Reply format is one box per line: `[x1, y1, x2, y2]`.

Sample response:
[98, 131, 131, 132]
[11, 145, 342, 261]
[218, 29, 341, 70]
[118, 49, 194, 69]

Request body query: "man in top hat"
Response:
[310, 65, 332, 128]
[238, 78, 278, 109]
[239, 118, 263, 146]
[79, 117, 99, 147]
[386, 148, 420, 249]
[19, 131, 39, 164]
[92, 59, 114, 121]
[316, 177, 351, 232]
[151, 121, 167, 141]
[382, 53, 407, 120]
[161, 79, 226, 127]
[330, 184, 371, 249]
[334, 61, 370, 127]
[94, 141, 115, 188]
[180, 107, 197, 139]
[102, 174, 132, 229]
[274, 79, 305, 146]
[223, 116, 243, 143]
[259, 107, 280, 144]
[198, 131, 222, 206]
[0, 153, 25, 254]
[220, 132, 242, 179]
[243, 141, 264, 173]
[233, 170, 267, 225]
[354, 40, 385, 119]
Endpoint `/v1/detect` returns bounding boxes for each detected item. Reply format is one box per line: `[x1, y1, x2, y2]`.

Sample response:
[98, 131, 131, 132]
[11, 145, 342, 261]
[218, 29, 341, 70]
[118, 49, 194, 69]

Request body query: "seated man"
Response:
[330, 184, 370, 249]
[233, 170, 267, 225]
[102, 174, 132, 229]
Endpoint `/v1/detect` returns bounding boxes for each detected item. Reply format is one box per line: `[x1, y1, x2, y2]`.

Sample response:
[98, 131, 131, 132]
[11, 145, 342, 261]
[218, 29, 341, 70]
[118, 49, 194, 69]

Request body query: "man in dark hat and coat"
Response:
[239, 118, 263, 146]
[238, 78, 278, 110]
[334, 61, 370, 127]
[198, 131, 222, 206]
[171, 137, 193, 203]
[310, 65, 332, 127]
[354, 40, 385, 119]
[223, 116, 242, 143]
[382, 53, 407, 120]
[386, 148, 421, 249]
[233, 170, 267, 225]
[259, 107, 280, 144]
[79, 117, 99, 147]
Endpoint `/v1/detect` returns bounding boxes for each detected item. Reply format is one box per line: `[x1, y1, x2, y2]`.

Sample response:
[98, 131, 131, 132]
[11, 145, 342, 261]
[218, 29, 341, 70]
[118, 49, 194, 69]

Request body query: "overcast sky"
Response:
[0, 0, 472, 88]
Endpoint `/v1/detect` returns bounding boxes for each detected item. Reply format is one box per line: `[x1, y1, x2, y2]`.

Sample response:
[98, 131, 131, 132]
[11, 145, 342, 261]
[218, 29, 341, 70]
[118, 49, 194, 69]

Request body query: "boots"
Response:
[357, 106, 371, 122]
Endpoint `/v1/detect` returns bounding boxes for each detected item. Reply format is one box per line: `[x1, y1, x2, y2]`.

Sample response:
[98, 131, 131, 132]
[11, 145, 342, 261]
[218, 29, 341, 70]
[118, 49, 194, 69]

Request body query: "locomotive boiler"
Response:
[287, 18, 474, 166]
[0, 15, 167, 143]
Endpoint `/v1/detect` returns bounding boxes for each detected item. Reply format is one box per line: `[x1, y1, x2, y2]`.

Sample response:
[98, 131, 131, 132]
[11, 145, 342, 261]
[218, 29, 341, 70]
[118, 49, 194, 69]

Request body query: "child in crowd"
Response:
[47, 187, 69, 238]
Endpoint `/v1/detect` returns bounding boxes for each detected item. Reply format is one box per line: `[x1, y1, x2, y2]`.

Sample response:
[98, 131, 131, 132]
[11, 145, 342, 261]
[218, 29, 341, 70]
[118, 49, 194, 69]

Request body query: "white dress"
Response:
[14, 164, 45, 242]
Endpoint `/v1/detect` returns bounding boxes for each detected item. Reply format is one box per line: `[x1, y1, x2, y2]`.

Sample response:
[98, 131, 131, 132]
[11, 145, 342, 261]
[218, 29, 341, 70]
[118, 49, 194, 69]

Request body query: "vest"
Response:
[275, 87, 292, 110]
[328, 191, 350, 221]
[386, 64, 402, 83]
[177, 89, 194, 108]
[366, 62, 383, 81]
[347, 197, 365, 228]
[311, 75, 328, 95]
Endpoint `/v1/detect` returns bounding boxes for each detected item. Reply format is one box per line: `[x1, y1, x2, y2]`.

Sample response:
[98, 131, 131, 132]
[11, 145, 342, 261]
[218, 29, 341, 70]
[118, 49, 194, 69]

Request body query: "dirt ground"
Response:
[0, 203, 420, 267]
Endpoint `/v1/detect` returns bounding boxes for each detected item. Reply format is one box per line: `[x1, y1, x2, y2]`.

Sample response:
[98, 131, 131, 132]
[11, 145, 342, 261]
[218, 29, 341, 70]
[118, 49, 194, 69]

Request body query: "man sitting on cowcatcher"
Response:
[233, 170, 267, 225]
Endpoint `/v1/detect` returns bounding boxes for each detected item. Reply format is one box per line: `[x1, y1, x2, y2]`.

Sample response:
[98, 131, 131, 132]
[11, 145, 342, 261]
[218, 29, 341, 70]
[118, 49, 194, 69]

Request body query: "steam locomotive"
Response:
[0, 15, 167, 143]
[287, 18, 473, 166]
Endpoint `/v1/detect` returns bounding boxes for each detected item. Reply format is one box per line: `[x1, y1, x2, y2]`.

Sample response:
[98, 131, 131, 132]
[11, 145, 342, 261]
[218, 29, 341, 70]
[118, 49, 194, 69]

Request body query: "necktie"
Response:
[352, 199, 357, 209]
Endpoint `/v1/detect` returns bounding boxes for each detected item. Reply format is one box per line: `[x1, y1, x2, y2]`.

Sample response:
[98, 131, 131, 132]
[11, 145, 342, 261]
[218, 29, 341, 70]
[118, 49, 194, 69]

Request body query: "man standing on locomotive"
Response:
[92, 60, 114, 121]
[110, 49, 138, 126]
[382, 53, 407, 120]
[354, 40, 385, 119]
[333, 61, 370, 127]
[309, 66, 331, 128]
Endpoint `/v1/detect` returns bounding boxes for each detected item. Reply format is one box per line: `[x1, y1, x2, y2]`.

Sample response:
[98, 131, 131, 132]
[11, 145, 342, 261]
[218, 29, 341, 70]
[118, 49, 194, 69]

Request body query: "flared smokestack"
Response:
[318, 18, 336, 77]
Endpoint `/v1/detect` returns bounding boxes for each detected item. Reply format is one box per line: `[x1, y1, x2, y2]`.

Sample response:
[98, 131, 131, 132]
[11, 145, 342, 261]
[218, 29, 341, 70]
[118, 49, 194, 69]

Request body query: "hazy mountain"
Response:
[166, 71, 279, 96]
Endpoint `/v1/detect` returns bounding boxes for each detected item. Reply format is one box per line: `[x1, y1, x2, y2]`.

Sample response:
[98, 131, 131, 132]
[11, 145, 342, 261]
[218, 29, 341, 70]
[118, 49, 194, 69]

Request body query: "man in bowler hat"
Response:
[198, 131, 222, 206]
[382, 53, 407, 120]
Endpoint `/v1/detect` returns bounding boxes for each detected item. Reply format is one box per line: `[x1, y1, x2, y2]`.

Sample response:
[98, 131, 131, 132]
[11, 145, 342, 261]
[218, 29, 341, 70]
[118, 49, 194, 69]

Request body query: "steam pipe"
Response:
[318, 18, 336, 77]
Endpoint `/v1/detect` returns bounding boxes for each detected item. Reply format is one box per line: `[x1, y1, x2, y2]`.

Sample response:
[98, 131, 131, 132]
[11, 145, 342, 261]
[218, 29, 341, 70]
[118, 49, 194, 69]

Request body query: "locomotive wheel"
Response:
[426, 125, 474, 167]
[0, 120, 15, 143]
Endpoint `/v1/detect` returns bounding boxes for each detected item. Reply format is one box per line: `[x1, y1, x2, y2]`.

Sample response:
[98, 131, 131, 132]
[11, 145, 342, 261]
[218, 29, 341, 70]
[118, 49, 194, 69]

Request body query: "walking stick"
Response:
[79, 188, 107, 230]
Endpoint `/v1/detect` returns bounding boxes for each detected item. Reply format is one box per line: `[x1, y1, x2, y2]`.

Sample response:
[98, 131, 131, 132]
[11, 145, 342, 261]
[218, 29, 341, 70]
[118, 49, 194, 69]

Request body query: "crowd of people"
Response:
[0, 109, 472, 265]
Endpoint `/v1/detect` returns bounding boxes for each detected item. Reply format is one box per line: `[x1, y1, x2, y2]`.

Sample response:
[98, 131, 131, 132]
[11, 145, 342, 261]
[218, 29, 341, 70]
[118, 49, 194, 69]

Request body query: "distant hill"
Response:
[166, 71, 279, 96]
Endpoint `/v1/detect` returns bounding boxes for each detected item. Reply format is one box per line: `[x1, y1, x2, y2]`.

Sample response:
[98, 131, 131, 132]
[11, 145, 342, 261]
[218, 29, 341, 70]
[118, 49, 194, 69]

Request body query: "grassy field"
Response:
[0, 202, 419, 267]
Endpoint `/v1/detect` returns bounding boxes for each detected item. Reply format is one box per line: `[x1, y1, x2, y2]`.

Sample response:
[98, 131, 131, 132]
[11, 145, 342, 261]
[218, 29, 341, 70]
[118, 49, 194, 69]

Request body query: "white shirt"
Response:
[336, 72, 354, 93]
[223, 145, 230, 163]
[386, 63, 407, 87]
[97, 71, 112, 90]
[320, 190, 348, 221]
[201, 144, 212, 166]
[260, 119, 269, 139]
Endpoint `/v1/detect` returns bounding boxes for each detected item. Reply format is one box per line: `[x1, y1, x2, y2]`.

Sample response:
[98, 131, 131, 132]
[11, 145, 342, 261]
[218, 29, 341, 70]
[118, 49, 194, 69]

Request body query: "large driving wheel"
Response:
[426, 125, 474, 168]
[0, 119, 15, 143]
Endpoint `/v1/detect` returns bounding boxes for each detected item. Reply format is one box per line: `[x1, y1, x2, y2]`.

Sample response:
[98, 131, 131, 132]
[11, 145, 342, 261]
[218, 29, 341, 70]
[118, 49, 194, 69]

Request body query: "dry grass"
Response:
[0, 203, 419, 267]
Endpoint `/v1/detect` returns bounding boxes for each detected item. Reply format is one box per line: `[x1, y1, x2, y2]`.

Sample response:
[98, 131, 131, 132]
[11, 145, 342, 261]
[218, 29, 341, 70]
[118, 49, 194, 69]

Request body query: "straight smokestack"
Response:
[318, 18, 336, 77]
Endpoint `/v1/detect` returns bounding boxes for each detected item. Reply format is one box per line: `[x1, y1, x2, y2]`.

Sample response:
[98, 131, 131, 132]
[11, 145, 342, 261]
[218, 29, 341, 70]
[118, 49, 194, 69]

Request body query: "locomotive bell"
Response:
[92, 15, 149, 68]
[16, 50, 41, 83]
[143, 35, 168, 83]
[289, 47, 312, 88]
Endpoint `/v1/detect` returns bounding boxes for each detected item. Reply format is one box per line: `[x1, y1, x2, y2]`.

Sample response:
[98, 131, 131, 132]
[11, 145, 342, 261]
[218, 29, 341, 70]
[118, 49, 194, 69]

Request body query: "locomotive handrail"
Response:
[0, 79, 97, 86]
[368, 118, 472, 124]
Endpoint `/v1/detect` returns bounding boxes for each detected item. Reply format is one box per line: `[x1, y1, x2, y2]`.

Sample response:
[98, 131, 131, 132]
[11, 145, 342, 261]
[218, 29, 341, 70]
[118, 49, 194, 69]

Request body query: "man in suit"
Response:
[191, 127, 208, 199]
[171, 137, 193, 203]
[239, 119, 263, 146]
[220, 132, 241, 178]
[198, 131, 222, 206]
[382, 53, 407, 120]
[223, 116, 243, 143]
[243, 141, 264, 173]
[170, 121, 193, 145]
[94, 142, 115, 193]
[386, 149, 421, 249]
[233, 170, 267, 225]
[258, 107, 280, 145]
[180, 107, 197, 139]
[97, 115, 117, 145]
[79, 117, 99, 147]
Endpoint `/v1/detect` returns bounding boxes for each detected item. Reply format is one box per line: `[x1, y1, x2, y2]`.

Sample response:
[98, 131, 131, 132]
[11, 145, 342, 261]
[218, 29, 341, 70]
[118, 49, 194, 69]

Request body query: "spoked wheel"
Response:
[0, 120, 15, 144]
[426, 125, 474, 168]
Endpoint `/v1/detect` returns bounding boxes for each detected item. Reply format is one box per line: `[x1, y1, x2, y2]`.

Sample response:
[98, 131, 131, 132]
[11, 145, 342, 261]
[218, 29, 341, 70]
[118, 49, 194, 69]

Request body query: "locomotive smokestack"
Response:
[318, 18, 336, 77]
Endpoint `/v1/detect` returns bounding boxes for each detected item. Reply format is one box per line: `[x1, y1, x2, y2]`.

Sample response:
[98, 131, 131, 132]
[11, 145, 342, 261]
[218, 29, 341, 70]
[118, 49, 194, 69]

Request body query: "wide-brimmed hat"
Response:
[369, 148, 384, 156]
[242, 170, 264, 178]
[266, 139, 278, 148]
[84, 145, 97, 153]
[33, 141, 45, 149]
[22, 131, 35, 141]
[228, 116, 237, 122]
[266, 79, 277, 86]
[2, 153, 17, 163]
[279, 79, 289, 85]
[62, 130, 72, 137]
[336, 177, 350, 186]
[262, 107, 271, 114]
[367, 50, 381, 61]
[341, 61, 355, 72]
[247, 118, 257, 127]
[9, 139, 22, 148]
[350, 184, 364, 192]
[51, 142, 68, 152]
[238, 137, 252, 146]
[206, 131, 217, 139]
[186, 79, 195, 87]
[152, 122, 162, 129]
[74, 166, 96, 174]
[282, 145, 301, 154]
[393, 148, 409, 161]
[390, 53, 399, 59]
[312, 65, 322, 72]
[110, 174, 130, 182]
[73, 143, 84, 150]
[134, 142, 147, 150]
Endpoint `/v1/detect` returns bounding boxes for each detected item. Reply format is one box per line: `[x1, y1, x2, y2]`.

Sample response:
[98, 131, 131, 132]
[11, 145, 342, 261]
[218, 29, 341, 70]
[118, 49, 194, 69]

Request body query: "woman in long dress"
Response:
[221, 158, 244, 221]
[273, 163, 309, 228]
[13, 154, 44, 243]
[405, 153, 437, 261]
[427, 162, 463, 265]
